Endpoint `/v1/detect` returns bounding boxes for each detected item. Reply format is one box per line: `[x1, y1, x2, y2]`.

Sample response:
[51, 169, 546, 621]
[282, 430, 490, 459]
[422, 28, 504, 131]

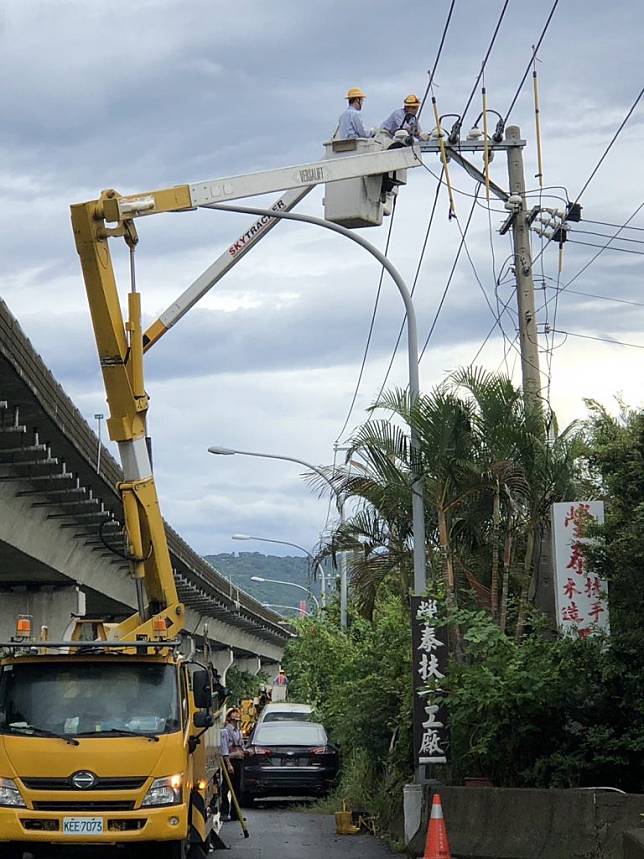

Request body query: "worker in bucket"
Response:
[335, 87, 375, 139]
[379, 94, 430, 142]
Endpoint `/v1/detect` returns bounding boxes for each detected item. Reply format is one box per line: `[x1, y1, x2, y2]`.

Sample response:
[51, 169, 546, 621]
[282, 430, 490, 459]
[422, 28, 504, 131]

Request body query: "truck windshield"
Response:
[0, 662, 180, 737]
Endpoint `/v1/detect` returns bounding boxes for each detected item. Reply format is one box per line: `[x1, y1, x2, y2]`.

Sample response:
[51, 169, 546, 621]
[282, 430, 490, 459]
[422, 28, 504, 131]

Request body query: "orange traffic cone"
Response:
[423, 792, 452, 859]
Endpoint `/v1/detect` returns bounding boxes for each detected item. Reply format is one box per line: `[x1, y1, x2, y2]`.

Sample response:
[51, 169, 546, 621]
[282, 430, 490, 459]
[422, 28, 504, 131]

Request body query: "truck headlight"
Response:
[0, 778, 26, 808]
[141, 774, 183, 807]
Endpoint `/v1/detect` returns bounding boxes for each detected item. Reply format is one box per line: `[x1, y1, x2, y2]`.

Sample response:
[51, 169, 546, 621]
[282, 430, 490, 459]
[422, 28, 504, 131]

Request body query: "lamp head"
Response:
[208, 446, 237, 456]
[251, 576, 265, 583]
[232, 534, 251, 540]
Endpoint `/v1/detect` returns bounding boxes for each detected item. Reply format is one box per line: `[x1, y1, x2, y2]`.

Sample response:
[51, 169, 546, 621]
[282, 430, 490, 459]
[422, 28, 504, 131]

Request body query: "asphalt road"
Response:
[18, 806, 397, 858]
[223, 807, 398, 858]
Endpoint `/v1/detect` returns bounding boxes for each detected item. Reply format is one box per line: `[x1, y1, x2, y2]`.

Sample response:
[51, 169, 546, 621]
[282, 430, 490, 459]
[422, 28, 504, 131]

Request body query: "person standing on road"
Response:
[272, 668, 288, 687]
[220, 707, 244, 820]
[335, 87, 375, 139]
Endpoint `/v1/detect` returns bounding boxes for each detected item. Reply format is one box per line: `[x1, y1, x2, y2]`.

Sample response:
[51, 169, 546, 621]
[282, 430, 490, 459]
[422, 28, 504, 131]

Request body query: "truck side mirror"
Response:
[192, 669, 213, 710]
[193, 710, 214, 729]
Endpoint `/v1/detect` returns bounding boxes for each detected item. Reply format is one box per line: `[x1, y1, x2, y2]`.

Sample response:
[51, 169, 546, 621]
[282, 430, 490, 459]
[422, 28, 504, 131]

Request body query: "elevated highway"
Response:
[0, 298, 290, 676]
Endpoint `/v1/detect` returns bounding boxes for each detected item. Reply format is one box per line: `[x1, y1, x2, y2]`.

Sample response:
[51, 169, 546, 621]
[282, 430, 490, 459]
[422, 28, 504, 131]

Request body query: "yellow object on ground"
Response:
[335, 801, 360, 835]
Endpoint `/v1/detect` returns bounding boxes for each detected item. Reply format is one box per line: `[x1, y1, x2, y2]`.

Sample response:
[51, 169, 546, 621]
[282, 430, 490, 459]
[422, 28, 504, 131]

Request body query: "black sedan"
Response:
[241, 720, 339, 802]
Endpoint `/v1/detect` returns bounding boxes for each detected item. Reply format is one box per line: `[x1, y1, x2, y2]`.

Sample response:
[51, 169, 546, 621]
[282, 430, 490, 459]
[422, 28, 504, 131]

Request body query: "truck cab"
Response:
[0, 645, 220, 858]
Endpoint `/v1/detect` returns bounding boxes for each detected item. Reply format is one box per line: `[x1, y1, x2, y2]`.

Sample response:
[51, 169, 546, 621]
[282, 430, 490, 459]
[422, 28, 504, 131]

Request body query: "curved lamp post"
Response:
[205, 202, 427, 597]
[232, 533, 327, 606]
[209, 446, 347, 625]
[250, 575, 320, 612]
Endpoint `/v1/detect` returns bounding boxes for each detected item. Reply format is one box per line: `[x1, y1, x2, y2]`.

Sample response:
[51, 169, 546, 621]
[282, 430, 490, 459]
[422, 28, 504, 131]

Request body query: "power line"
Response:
[419, 193, 480, 361]
[461, 0, 511, 121]
[468, 288, 517, 365]
[530, 89, 644, 273]
[335, 205, 398, 441]
[419, 0, 457, 117]
[454, 208, 518, 356]
[558, 287, 644, 309]
[374, 172, 444, 402]
[335, 0, 458, 439]
[574, 86, 644, 204]
[537, 201, 644, 309]
[551, 328, 644, 351]
[569, 228, 644, 246]
[502, 0, 561, 123]
[582, 218, 644, 233]
[567, 239, 644, 256]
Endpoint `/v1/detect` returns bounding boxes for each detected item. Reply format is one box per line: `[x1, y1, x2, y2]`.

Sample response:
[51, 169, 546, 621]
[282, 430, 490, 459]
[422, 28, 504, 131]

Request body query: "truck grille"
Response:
[32, 801, 136, 811]
[22, 776, 146, 791]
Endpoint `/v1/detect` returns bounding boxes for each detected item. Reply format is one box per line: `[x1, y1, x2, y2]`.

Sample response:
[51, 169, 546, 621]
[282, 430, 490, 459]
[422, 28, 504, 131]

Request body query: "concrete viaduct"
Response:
[0, 298, 290, 680]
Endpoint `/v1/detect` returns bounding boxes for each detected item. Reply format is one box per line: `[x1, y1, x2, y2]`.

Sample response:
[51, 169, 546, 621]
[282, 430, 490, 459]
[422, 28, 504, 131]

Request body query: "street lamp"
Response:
[232, 533, 327, 606]
[250, 575, 320, 612]
[205, 203, 427, 596]
[94, 413, 104, 473]
[210, 446, 348, 626]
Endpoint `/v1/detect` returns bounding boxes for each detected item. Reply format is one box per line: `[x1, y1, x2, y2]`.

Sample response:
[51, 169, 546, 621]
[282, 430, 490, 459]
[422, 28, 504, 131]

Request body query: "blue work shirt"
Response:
[336, 106, 371, 139]
[381, 108, 423, 138]
[220, 722, 243, 757]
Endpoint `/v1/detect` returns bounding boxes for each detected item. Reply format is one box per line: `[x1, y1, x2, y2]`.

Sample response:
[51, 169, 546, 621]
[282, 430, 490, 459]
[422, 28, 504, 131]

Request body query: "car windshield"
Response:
[263, 711, 311, 722]
[0, 661, 180, 737]
[254, 722, 326, 746]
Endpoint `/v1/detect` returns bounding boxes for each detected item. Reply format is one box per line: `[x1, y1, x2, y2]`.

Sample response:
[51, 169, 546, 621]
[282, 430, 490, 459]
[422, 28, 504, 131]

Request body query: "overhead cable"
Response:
[461, 0, 512, 121]
[374, 173, 444, 402]
[419, 0, 457, 117]
[335, 206, 397, 442]
[502, 0, 561, 124]
[551, 329, 644, 351]
[334, 0, 458, 441]
[573, 86, 644, 204]
[419, 194, 480, 361]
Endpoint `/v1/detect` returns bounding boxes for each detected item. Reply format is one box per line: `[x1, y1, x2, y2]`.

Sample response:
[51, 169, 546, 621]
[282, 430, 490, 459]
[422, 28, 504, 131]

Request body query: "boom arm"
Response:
[70, 143, 421, 640]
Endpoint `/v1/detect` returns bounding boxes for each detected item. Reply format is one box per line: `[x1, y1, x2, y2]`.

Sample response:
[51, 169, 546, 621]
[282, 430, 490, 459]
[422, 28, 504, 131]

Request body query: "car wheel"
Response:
[0, 844, 24, 859]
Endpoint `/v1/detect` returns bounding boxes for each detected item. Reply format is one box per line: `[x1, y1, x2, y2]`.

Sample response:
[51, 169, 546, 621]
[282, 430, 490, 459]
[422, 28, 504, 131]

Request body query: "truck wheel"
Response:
[0, 846, 23, 859]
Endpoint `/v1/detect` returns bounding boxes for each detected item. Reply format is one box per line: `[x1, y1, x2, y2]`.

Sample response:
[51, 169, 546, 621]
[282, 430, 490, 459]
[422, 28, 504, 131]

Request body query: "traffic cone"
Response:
[423, 792, 451, 859]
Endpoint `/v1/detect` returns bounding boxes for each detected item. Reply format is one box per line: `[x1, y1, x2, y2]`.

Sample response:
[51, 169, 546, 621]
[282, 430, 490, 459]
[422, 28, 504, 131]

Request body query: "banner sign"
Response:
[411, 596, 448, 766]
[552, 501, 609, 636]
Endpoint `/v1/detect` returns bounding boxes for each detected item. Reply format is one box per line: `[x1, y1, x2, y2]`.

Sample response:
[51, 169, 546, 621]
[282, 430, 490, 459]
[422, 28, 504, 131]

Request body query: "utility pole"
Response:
[504, 125, 555, 625]
[505, 125, 542, 413]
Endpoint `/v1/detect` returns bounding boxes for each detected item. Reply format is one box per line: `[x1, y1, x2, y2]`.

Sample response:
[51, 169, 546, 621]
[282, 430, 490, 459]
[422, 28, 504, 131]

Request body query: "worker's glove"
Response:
[367, 128, 377, 137]
[419, 132, 431, 142]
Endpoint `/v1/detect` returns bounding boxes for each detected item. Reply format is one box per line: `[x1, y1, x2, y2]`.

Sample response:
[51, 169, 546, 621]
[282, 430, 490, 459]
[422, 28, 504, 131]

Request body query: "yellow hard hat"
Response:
[404, 94, 421, 107]
[346, 87, 367, 100]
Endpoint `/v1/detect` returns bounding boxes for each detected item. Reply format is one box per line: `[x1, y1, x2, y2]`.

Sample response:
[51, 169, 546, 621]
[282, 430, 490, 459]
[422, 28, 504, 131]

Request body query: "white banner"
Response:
[552, 501, 609, 636]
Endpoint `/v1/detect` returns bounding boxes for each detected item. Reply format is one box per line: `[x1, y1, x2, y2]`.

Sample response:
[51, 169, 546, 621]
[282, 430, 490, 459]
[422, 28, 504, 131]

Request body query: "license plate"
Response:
[63, 817, 104, 835]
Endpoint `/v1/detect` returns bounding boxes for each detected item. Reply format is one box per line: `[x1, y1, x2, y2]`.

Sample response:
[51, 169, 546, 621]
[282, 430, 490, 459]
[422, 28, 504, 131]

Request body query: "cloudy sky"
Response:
[2, 0, 643, 565]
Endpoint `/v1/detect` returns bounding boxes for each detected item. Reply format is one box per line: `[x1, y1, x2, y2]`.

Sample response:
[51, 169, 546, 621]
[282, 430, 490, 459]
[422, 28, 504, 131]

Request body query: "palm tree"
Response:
[315, 369, 583, 637]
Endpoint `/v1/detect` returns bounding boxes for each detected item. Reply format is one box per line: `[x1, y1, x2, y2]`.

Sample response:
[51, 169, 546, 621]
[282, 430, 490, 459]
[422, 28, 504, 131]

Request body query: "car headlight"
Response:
[0, 778, 26, 808]
[141, 774, 183, 808]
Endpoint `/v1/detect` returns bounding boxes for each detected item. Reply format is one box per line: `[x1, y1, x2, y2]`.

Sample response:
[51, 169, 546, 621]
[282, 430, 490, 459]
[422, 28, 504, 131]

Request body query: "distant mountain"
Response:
[203, 552, 325, 615]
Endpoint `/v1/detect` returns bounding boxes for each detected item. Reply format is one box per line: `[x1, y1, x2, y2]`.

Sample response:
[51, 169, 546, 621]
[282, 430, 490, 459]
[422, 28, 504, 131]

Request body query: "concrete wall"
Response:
[0, 586, 83, 640]
[405, 785, 644, 859]
[0, 480, 285, 663]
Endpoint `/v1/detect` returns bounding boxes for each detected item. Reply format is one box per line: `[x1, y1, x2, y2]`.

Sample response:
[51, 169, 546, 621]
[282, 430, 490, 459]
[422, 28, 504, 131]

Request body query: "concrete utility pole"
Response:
[504, 125, 555, 623]
[505, 126, 542, 414]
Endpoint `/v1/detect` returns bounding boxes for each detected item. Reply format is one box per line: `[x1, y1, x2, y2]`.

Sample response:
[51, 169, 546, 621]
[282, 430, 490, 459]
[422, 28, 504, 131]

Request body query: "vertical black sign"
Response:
[411, 596, 449, 767]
